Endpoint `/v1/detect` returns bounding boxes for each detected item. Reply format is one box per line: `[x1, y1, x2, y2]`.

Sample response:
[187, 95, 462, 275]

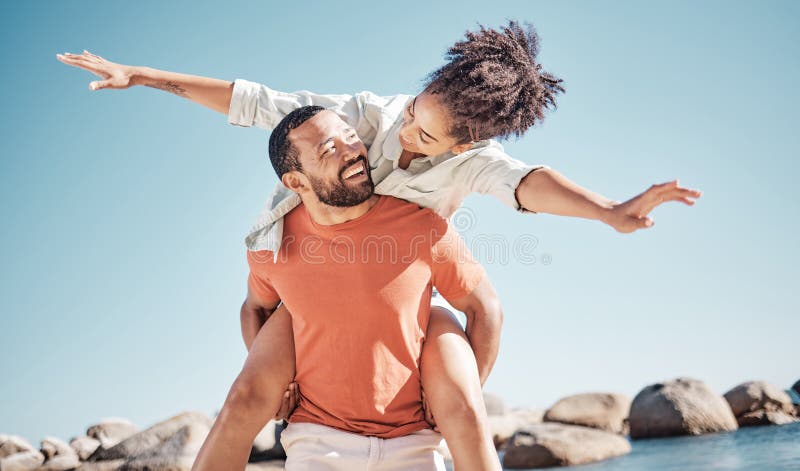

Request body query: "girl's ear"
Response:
[449, 142, 475, 155]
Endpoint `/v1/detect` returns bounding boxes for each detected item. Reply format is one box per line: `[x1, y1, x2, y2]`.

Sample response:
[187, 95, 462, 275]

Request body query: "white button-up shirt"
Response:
[229, 79, 549, 256]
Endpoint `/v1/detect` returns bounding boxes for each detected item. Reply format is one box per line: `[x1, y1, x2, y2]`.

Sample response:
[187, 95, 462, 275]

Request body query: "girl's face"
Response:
[398, 91, 472, 156]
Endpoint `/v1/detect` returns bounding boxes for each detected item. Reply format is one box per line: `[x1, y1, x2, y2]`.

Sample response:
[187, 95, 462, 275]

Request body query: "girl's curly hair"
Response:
[424, 20, 565, 144]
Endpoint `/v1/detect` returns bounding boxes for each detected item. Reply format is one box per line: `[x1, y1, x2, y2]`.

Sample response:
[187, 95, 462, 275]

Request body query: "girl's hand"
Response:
[605, 180, 702, 233]
[56, 50, 136, 91]
[273, 382, 300, 421]
[421, 389, 440, 432]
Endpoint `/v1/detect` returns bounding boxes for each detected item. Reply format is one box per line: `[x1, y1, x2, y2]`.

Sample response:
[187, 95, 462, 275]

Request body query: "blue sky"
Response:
[1, 1, 798, 444]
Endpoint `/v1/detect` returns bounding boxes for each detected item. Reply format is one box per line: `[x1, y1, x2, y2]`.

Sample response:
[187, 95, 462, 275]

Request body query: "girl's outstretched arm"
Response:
[516, 168, 702, 233]
[57, 50, 234, 114]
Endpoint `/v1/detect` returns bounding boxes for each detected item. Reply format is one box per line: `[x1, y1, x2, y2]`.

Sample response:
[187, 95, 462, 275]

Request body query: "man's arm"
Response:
[240, 288, 280, 351]
[57, 50, 233, 114]
[516, 168, 703, 233]
[445, 278, 503, 386]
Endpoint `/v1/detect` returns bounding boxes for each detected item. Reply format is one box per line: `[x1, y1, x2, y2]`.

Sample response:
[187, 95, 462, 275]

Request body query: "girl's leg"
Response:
[192, 304, 295, 471]
[420, 306, 501, 471]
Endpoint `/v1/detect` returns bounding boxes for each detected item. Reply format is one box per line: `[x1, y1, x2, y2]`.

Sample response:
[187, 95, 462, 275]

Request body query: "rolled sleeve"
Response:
[228, 79, 262, 128]
[467, 146, 550, 213]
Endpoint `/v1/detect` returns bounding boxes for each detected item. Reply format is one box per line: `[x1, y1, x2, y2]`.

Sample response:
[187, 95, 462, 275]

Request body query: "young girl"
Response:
[58, 21, 701, 471]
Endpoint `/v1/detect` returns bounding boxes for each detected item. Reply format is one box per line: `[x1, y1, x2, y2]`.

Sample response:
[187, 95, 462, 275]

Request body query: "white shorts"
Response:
[431, 289, 466, 328]
[280, 422, 447, 471]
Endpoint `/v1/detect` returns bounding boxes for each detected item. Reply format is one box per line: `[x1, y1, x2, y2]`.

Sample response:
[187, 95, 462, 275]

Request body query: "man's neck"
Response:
[303, 195, 381, 226]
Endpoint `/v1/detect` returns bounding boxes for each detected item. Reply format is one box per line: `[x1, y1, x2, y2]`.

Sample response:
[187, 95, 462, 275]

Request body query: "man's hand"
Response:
[273, 382, 300, 421]
[604, 179, 702, 233]
[57, 50, 136, 91]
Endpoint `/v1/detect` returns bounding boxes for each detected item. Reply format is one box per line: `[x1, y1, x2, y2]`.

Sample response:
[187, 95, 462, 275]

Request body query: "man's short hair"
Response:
[268, 105, 326, 178]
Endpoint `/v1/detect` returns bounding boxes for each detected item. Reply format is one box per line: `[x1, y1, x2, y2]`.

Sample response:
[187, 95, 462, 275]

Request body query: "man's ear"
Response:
[281, 171, 307, 194]
[450, 142, 474, 155]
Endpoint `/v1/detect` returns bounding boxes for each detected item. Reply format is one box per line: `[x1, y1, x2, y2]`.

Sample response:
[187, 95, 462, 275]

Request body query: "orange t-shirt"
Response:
[247, 195, 485, 438]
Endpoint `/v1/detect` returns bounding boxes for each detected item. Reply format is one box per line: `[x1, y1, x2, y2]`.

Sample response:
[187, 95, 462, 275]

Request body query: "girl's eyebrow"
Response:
[413, 97, 439, 143]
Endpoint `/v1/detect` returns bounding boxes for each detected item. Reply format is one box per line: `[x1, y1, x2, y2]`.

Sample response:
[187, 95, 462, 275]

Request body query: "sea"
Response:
[496, 421, 800, 471]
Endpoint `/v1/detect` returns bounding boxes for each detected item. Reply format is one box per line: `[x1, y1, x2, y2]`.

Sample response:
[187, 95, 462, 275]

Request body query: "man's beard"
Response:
[307, 158, 374, 207]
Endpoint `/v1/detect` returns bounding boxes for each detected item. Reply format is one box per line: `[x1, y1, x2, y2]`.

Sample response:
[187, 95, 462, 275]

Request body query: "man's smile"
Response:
[342, 158, 368, 180]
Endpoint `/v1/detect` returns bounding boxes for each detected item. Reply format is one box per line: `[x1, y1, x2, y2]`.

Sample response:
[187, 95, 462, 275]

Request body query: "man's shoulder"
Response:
[246, 248, 278, 268]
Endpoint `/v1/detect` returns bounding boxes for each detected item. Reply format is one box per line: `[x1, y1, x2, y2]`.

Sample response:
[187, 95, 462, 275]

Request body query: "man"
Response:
[192, 106, 503, 470]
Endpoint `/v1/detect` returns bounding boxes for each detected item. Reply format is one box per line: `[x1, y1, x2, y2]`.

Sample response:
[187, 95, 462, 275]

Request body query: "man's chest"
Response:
[268, 238, 433, 325]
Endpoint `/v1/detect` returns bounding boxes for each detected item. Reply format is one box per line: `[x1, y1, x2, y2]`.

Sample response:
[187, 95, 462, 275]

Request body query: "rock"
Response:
[75, 459, 125, 471]
[483, 393, 508, 416]
[120, 419, 211, 470]
[0, 435, 36, 458]
[0, 450, 45, 470]
[737, 410, 799, 427]
[38, 454, 82, 471]
[38, 437, 81, 471]
[544, 393, 631, 434]
[488, 408, 544, 449]
[86, 419, 138, 450]
[250, 421, 286, 461]
[502, 423, 631, 469]
[245, 461, 285, 470]
[724, 381, 794, 417]
[69, 436, 101, 461]
[87, 411, 211, 470]
[628, 378, 738, 439]
[792, 380, 800, 396]
[40, 437, 75, 461]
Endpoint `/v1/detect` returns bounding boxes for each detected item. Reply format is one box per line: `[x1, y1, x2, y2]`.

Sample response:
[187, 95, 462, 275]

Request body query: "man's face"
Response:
[289, 110, 373, 207]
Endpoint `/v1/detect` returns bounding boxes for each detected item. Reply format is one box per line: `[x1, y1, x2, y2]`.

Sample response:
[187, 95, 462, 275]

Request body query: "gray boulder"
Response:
[119, 419, 211, 470]
[483, 393, 508, 416]
[544, 393, 631, 434]
[40, 437, 75, 461]
[87, 411, 212, 470]
[75, 460, 125, 471]
[39, 437, 81, 471]
[86, 419, 138, 450]
[724, 381, 797, 427]
[629, 378, 738, 439]
[792, 380, 800, 396]
[724, 381, 794, 416]
[0, 435, 36, 458]
[245, 462, 286, 470]
[488, 408, 544, 449]
[738, 410, 798, 427]
[502, 423, 631, 469]
[0, 450, 45, 471]
[69, 436, 101, 461]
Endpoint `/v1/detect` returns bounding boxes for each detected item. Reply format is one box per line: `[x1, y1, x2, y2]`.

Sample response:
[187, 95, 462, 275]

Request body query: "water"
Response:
[497, 422, 800, 471]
